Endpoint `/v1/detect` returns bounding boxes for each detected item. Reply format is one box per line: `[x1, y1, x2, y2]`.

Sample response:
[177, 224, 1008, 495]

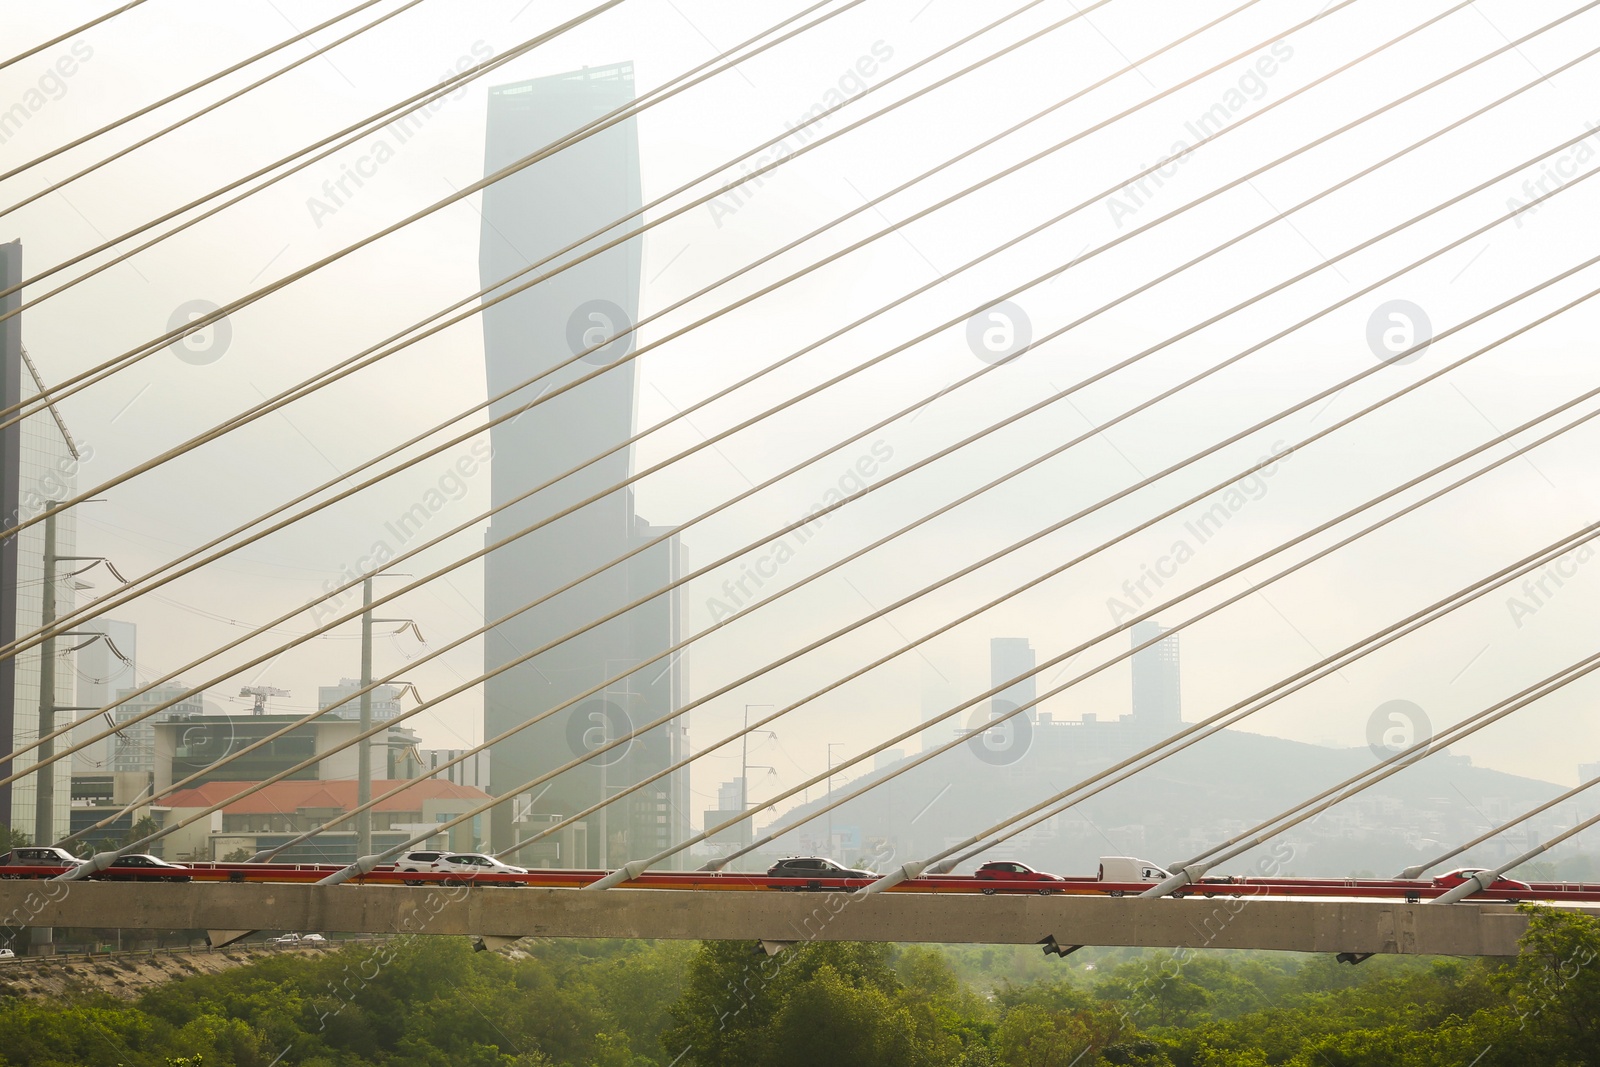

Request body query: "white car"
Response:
[270, 933, 327, 944]
[431, 853, 528, 882]
[0, 948, 15, 959]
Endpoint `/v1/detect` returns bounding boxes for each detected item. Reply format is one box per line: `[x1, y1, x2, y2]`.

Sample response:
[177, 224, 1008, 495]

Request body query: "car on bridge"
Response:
[0, 846, 84, 870]
[94, 855, 192, 882]
[427, 854, 529, 885]
[766, 857, 874, 891]
[1431, 868, 1532, 895]
[974, 861, 1065, 893]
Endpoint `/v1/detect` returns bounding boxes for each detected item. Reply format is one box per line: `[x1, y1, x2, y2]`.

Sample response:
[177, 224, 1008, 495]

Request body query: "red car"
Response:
[975, 861, 1064, 893]
[1431, 868, 1532, 895]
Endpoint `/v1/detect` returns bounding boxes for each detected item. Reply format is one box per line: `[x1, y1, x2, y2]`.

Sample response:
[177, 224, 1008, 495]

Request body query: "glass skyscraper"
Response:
[478, 64, 688, 869]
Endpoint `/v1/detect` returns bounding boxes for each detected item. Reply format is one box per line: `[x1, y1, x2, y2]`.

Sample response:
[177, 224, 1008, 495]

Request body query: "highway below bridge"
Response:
[0, 882, 1570, 957]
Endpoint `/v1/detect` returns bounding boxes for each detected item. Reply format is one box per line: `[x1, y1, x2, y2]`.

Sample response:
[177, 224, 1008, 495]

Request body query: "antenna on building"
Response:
[239, 685, 290, 715]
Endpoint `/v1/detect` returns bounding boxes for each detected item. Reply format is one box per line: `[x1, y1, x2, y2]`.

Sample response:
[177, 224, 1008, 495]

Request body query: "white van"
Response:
[1098, 856, 1171, 888]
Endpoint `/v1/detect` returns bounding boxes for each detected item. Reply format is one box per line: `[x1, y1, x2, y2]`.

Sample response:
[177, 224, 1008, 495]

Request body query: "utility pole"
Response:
[741, 705, 773, 848]
[826, 742, 844, 859]
[33, 513, 56, 848]
[353, 573, 418, 860]
[356, 577, 373, 858]
[31, 514, 55, 957]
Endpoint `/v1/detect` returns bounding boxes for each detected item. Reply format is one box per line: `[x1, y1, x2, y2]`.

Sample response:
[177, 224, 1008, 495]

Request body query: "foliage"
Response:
[0, 908, 1597, 1065]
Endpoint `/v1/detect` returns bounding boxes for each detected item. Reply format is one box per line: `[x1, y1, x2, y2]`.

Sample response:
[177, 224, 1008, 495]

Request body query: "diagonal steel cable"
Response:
[0, 0, 425, 208]
[37, 45, 1600, 851]
[0, 1, 149, 73]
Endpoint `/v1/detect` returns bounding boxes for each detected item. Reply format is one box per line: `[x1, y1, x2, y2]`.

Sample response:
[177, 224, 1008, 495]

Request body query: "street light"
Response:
[741, 705, 774, 844]
[826, 742, 846, 858]
[353, 573, 418, 858]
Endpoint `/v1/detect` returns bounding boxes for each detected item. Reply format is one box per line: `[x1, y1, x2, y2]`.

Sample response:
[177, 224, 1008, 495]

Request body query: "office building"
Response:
[110, 683, 204, 776]
[161, 778, 489, 863]
[318, 677, 404, 722]
[990, 637, 1037, 724]
[151, 713, 421, 791]
[1130, 620, 1181, 730]
[478, 64, 688, 867]
[6, 310, 82, 843]
[419, 747, 491, 790]
[72, 618, 136, 773]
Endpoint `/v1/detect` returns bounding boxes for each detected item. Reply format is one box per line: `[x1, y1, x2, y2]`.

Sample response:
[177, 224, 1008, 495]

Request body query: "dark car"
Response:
[766, 857, 872, 890]
[1432, 868, 1532, 895]
[96, 855, 192, 882]
[974, 861, 1065, 894]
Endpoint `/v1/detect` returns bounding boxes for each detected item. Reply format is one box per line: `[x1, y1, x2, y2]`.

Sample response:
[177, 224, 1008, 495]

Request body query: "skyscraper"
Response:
[1130, 620, 1181, 730]
[990, 637, 1037, 724]
[479, 64, 688, 868]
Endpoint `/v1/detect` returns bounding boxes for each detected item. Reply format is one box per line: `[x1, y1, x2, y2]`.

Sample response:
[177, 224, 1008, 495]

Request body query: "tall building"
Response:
[0, 240, 20, 831]
[990, 637, 1037, 724]
[8, 339, 82, 843]
[318, 678, 404, 722]
[111, 684, 204, 775]
[1130, 620, 1181, 730]
[419, 747, 490, 791]
[478, 64, 688, 868]
[72, 618, 136, 773]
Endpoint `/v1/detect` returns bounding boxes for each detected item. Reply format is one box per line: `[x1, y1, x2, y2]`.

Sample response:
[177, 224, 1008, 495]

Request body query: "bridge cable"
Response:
[697, 373, 1600, 884]
[0, 0, 422, 199]
[25, 12, 1574, 809]
[289, 251, 1600, 883]
[0, 0, 1203, 536]
[0, 1, 149, 74]
[1396, 778, 1600, 880]
[0, 0, 833, 315]
[1134, 650, 1600, 899]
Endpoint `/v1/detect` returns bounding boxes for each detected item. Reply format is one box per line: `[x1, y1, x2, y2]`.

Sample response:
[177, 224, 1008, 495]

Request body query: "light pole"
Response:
[354, 573, 418, 859]
[34, 512, 125, 845]
[32, 510, 126, 955]
[826, 742, 845, 858]
[741, 704, 773, 847]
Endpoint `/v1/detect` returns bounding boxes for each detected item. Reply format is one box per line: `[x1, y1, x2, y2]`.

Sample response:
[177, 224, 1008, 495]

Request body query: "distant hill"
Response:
[756, 723, 1568, 880]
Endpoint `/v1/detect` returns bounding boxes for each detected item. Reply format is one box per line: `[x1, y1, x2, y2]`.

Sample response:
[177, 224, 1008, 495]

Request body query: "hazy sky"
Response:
[3, 0, 1599, 831]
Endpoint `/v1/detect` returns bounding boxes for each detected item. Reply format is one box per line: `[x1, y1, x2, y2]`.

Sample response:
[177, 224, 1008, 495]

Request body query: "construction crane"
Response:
[239, 686, 290, 716]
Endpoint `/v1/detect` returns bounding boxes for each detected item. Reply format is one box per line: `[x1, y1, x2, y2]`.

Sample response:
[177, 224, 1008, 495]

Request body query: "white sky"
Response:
[2, 0, 1599, 825]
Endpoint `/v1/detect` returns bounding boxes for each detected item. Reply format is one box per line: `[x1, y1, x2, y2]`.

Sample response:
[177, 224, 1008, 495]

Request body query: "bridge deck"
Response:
[0, 882, 1560, 955]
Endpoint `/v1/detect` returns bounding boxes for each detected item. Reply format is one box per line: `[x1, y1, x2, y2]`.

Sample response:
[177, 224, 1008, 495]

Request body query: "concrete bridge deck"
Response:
[0, 882, 1565, 956]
